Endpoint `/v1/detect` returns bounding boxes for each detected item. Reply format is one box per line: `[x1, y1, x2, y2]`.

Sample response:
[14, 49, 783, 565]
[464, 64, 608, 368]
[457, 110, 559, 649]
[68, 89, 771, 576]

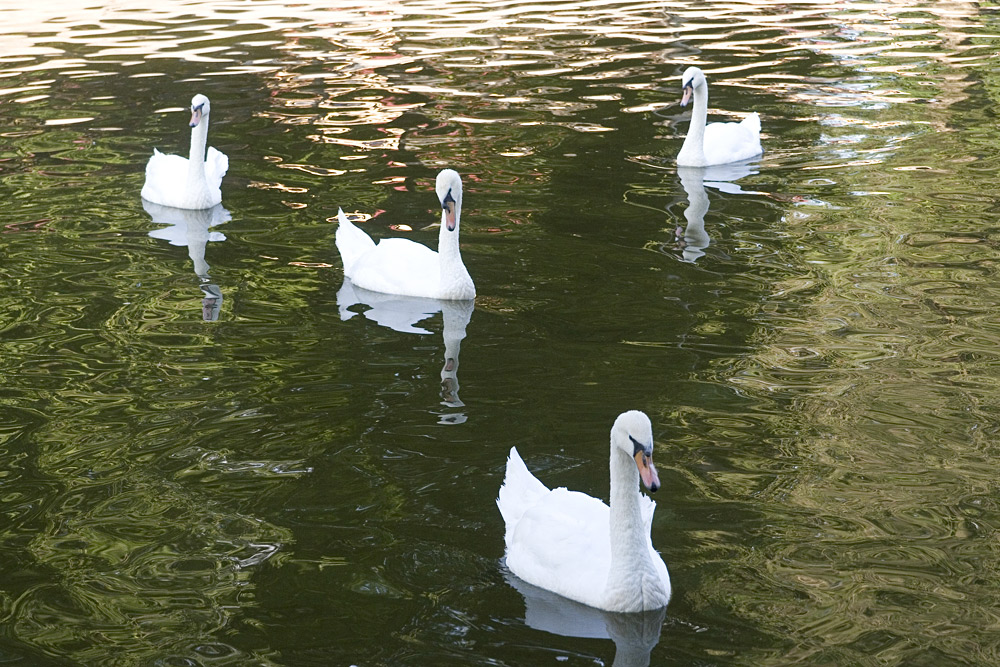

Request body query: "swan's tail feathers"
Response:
[141, 149, 186, 204]
[206, 146, 230, 184]
[497, 446, 550, 548]
[143, 148, 165, 179]
[740, 112, 761, 136]
[335, 208, 376, 276]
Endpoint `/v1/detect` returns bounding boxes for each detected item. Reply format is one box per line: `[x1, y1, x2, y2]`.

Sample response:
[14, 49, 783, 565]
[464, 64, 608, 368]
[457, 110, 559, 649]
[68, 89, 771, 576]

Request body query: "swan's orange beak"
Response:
[443, 199, 457, 231]
[680, 84, 692, 108]
[190, 106, 203, 128]
[634, 450, 660, 492]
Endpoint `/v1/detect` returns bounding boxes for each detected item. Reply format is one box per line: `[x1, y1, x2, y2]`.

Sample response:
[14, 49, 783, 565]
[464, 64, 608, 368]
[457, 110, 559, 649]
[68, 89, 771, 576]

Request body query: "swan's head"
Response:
[679, 67, 706, 108]
[435, 169, 463, 232]
[190, 94, 211, 128]
[612, 410, 660, 492]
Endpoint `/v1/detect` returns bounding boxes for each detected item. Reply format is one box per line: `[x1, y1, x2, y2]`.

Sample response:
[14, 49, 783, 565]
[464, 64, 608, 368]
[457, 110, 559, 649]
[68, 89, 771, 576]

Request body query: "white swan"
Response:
[676, 66, 762, 167]
[498, 410, 672, 613]
[141, 94, 229, 210]
[335, 169, 475, 300]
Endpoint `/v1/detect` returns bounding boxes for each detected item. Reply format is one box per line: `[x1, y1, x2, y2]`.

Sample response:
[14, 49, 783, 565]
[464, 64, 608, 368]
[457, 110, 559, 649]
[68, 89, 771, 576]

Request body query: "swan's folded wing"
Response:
[738, 111, 761, 135]
[141, 150, 190, 203]
[335, 209, 378, 277]
[497, 447, 550, 547]
[640, 494, 671, 597]
[205, 146, 229, 186]
[505, 488, 612, 609]
[703, 116, 762, 165]
[640, 493, 656, 532]
[346, 237, 440, 298]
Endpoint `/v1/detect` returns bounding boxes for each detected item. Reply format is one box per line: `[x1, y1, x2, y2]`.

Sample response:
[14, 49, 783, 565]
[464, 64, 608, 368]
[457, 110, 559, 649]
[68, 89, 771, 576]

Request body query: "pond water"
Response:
[2, 0, 1000, 665]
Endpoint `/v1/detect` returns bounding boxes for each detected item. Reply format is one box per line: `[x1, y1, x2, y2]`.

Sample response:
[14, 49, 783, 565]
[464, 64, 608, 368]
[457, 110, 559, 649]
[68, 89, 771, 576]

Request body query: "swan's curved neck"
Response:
[188, 116, 209, 175]
[604, 442, 666, 611]
[438, 204, 461, 257]
[437, 196, 475, 299]
[608, 446, 648, 561]
[678, 84, 709, 165]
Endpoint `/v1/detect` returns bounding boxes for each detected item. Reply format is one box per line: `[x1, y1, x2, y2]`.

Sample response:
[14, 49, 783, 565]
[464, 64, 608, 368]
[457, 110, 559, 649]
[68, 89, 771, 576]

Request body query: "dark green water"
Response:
[2, 1, 1000, 664]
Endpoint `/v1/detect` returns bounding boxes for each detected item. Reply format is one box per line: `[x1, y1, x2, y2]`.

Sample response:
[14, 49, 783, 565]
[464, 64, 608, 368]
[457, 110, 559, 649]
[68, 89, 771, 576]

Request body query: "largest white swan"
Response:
[498, 410, 672, 613]
[141, 94, 229, 210]
[676, 66, 762, 167]
[335, 169, 475, 300]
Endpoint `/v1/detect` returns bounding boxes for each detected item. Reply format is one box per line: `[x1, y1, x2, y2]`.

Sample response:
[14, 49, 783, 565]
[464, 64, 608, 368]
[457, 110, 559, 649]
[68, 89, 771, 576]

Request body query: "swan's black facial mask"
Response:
[442, 190, 457, 231]
[629, 435, 651, 458]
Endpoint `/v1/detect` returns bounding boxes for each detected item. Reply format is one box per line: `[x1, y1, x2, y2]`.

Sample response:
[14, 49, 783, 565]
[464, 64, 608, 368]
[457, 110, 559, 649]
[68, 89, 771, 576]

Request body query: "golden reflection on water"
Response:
[0, 0, 989, 181]
[0, 1, 989, 105]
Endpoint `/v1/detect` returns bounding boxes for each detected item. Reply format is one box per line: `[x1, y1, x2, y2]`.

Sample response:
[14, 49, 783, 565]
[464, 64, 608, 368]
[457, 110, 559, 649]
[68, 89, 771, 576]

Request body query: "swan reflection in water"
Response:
[337, 278, 474, 423]
[505, 571, 667, 667]
[144, 200, 230, 321]
[676, 160, 759, 263]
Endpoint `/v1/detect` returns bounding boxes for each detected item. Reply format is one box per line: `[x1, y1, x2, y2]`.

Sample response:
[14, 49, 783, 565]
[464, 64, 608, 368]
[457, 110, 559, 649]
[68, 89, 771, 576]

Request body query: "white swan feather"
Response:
[498, 411, 671, 613]
[141, 94, 228, 210]
[335, 169, 475, 300]
[677, 66, 762, 167]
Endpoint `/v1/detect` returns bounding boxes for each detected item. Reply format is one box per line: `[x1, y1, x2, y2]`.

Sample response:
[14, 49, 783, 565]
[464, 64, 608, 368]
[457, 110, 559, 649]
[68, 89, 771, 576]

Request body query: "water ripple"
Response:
[2, 0, 1000, 665]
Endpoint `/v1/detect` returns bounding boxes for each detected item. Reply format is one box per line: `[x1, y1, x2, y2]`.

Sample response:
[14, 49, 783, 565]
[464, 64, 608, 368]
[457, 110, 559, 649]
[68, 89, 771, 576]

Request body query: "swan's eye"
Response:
[193, 104, 204, 112]
[442, 190, 455, 210]
[629, 435, 650, 457]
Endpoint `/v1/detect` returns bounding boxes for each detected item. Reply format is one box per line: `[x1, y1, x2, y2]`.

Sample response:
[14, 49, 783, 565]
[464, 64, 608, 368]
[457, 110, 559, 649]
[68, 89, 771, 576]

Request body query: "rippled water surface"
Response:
[3, 0, 1000, 664]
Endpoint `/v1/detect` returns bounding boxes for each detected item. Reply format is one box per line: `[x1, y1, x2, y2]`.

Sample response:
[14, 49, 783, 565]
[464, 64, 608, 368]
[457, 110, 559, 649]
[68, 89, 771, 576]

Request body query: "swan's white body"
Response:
[498, 411, 672, 613]
[335, 169, 475, 300]
[141, 94, 229, 210]
[677, 67, 762, 167]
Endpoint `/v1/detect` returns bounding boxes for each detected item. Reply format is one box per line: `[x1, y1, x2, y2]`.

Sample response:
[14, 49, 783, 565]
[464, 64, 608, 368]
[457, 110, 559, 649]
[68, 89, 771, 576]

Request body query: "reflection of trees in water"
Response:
[676, 4, 1000, 663]
[18, 416, 296, 664]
